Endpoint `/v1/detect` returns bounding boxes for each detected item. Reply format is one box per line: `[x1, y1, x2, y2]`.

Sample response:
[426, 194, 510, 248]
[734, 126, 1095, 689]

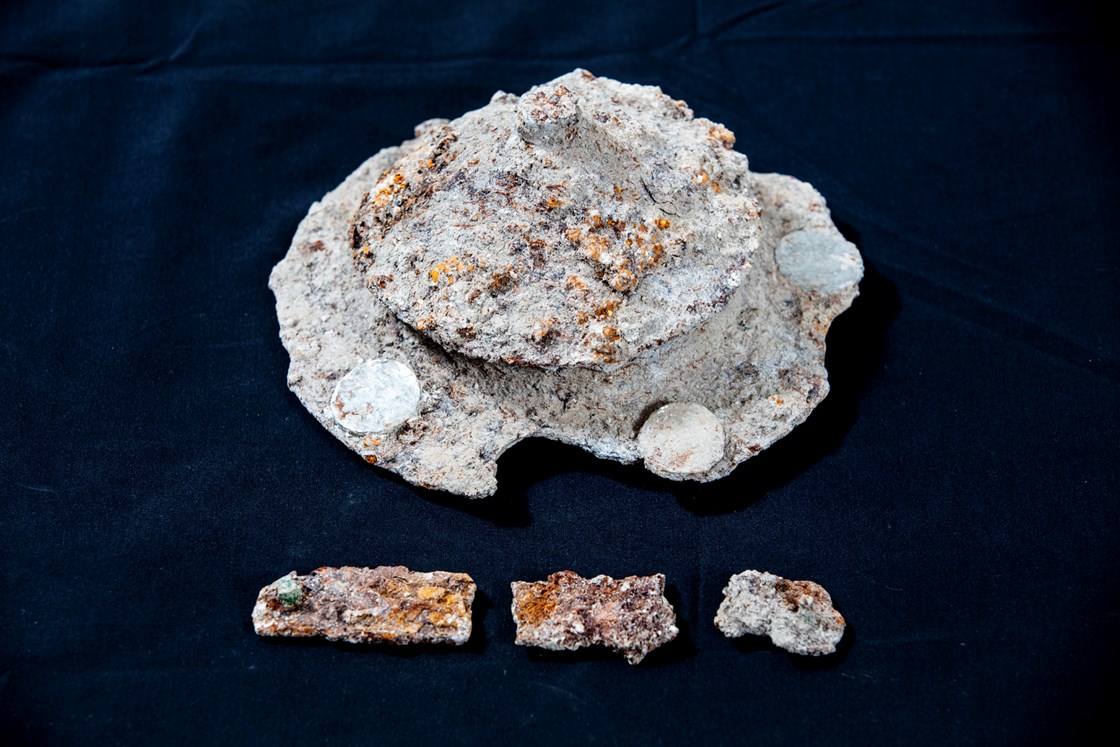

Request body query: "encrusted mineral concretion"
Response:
[510, 570, 678, 664]
[349, 70, 759, 368]
[252, 566, 476, 645]
[270, 69, 863, 497]
[714, 569, 845, 655]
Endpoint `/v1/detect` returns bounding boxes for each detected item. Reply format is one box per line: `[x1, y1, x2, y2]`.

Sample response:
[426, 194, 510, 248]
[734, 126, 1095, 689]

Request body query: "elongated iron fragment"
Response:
[253, 566, 476, 645]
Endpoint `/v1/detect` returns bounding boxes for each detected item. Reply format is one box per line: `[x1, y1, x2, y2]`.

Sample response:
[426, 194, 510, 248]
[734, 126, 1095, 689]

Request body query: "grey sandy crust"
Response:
[269, 70, 862, 497]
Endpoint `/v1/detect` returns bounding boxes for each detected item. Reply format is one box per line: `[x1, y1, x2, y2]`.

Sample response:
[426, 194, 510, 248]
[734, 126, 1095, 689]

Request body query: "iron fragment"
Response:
[510, 570, 679, 664]
[715, 569, 846, 655]
[252, 566, 476, 646]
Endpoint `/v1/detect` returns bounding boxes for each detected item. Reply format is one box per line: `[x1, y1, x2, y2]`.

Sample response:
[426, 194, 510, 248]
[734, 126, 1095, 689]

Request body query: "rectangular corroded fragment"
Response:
[253, 566, 475, 645]
[511, 570, 678, 664]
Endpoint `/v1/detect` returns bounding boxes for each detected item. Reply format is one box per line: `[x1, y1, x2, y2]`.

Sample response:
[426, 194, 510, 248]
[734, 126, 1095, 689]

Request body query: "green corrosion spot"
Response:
[275, 576, 303, 607]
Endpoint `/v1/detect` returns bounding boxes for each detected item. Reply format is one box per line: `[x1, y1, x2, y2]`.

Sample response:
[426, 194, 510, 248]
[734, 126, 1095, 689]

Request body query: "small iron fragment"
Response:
[511, 570, 678, 664]
[715, 569, 845, 655]
[253, 566, 476, 646]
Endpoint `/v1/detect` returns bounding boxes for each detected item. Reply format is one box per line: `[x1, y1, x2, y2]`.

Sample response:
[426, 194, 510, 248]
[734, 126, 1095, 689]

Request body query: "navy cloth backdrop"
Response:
[1, 1, 1117, 743]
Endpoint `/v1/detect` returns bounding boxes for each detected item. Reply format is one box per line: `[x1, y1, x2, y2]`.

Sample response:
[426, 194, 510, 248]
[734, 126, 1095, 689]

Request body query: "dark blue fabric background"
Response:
[2, 1, 1117, 743]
